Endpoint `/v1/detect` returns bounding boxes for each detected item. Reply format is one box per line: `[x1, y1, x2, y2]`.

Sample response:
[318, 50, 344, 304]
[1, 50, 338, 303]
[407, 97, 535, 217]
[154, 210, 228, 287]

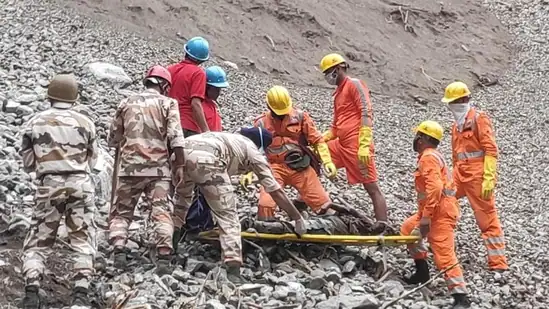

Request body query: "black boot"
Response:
[22, 285, 41, 309]
[113, 247, 127, 270]
[156, 254, 174, 276]
[404, 259, 430, 284]
[226, 263, 245, 285]
[452, 293, 471, 309]
[71, 286, 90, 307]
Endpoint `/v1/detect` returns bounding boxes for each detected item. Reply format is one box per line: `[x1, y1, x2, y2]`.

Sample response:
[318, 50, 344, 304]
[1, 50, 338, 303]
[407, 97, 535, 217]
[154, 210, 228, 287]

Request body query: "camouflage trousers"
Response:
[174, 149, 242, 264]
[109, 177, 174, 253]
[23, 174, 96, 290]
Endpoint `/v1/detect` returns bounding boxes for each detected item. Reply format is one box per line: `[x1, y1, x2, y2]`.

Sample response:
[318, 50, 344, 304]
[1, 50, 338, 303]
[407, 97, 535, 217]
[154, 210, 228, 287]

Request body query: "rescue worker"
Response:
[168, 36, 211, 136]
[171, 65, 229, 246]
[175, 128, 307, 283]
[19, 74, 99, 308]
[401, 120, 471, 309]
[318, 53, 388, 229]
[203, 65, 228, 131]
[442, 81, 508, 271]
[108, 66, 186, 274]
[240, 85, 337, 220]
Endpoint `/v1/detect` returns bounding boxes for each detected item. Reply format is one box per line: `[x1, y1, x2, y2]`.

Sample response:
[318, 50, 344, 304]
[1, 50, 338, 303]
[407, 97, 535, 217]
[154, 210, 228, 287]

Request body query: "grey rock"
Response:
[16, 105, 34, 116]
[308, 277, 327, 290]
[87, 62, 132, 85]
[15, 93, 39, 104]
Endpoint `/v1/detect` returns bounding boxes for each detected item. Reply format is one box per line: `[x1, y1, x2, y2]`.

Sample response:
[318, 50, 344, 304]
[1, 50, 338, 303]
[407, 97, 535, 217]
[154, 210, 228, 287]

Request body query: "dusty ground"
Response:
[64, 0, 511, 100]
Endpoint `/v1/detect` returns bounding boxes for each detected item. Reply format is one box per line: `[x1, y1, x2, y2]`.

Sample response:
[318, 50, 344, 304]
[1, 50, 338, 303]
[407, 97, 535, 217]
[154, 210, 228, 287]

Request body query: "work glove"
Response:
[322, 129, 336, 142]
[240, 172, 254, 191]
[293, 218, 307, 237]
[419, 217, 431, 238]
[357, 126, 373, 165]
[481, 155, 497, 200]
[315, 142, 337, 179]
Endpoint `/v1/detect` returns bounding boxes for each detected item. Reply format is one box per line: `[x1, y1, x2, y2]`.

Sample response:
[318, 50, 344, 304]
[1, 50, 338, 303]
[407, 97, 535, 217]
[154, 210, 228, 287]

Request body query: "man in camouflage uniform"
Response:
[174, 128, 307, 283]
[19, 74, 99, 308]
[108, 66, 186, 274]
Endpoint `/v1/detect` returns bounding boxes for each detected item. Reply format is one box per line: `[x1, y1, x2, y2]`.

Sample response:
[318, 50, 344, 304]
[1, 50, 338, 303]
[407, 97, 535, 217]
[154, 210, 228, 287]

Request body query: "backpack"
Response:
[184, 186, 215, 233]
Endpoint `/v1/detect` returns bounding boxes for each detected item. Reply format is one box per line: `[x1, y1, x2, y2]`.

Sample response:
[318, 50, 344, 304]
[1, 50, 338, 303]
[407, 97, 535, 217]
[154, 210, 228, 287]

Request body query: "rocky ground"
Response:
[0, 0, 548, 308]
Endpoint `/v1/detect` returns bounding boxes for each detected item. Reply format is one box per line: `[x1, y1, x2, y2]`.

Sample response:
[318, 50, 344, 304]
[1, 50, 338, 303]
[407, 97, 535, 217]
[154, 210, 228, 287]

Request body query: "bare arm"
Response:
[191, 97, 209, 132]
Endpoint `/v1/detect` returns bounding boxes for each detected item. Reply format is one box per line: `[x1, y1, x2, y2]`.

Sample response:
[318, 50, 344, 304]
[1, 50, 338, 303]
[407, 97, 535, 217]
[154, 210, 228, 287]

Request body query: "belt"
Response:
[417, 188, 456, 201]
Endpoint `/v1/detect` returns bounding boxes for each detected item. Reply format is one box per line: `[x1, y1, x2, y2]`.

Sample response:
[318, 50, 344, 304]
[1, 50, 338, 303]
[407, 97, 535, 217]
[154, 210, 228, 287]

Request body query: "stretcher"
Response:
[198, 228, 420, 247]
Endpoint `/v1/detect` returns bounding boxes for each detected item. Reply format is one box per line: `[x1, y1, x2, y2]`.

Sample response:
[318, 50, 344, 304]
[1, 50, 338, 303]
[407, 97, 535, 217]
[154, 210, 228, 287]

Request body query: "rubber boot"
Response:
[404, 259, 430, 284]
[22, 285, 41, 309]
[226, 262, 245, 285]
[452, 293, 472, 309]
[156, 254, 174, 276]
[113, 247, 127, 270]
[71, 286, 90, 307]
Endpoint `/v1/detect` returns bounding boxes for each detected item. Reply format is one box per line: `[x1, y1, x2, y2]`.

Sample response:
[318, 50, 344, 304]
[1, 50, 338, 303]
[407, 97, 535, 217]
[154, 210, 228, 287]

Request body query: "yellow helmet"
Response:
[319, 53, 346, 73]
[414, 120, 444, 142]
[441, 81, 471, 103]
[266, 85, 292, 115]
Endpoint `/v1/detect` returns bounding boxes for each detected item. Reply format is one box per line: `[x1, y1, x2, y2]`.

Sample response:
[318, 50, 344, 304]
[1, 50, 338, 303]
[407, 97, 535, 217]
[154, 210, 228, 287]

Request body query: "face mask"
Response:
[448, 103, 470, 127]
[324, 70, 338, 86]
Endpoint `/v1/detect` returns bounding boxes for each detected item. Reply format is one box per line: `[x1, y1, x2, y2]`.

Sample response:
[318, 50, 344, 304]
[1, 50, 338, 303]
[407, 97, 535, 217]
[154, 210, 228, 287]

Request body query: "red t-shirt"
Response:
[167, 60, 207, 132]
[203, 98, 222, 132]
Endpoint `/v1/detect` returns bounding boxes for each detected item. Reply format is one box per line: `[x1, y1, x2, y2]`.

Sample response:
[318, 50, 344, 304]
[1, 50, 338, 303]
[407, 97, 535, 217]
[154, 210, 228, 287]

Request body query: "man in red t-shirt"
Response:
[203, 66, 229, 132]
[168, 36, 211, 137]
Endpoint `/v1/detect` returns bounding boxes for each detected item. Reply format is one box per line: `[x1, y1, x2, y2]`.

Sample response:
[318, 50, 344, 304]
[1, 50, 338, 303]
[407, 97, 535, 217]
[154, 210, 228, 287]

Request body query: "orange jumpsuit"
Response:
[401, 148, 467, 295]
[327, 77, 377, 184]
[254, 108, 331, 218]
[451, 107, 508, 270]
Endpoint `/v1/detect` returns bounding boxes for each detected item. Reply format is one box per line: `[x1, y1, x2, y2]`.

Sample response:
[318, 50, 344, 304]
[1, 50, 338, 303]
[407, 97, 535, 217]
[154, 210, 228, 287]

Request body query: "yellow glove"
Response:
[357, 126, 373, 165]
[240, 172, 254, 191]
[481, 155, 497, 200]
[315, 142, 337, 179]
[322, 129, 336, 142]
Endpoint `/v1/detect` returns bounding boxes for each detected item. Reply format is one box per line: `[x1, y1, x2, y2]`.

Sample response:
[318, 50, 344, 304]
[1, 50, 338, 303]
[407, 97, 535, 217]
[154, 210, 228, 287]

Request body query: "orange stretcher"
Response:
[198, 228, 420, 247]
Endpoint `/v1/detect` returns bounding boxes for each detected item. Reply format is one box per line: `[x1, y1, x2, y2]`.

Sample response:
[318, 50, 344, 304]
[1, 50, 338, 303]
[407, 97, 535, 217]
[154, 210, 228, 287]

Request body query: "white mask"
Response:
[448, 103, 470, 129]
[324, 71, 338, 86]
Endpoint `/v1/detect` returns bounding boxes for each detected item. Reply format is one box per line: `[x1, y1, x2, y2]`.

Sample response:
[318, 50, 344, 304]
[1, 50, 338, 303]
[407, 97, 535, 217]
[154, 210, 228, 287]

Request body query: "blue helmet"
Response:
[184, 36, 210, 62]
[205, 66, 229, 88]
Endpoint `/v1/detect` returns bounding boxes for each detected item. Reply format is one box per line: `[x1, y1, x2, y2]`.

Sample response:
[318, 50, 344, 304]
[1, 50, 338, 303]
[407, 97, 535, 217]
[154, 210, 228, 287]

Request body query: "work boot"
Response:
[226, 263, 245, 285]
[404, 259, 430, 284]
[452, 293, 472, 309]
[22, 285, 41, 309]
[71, 286, 90, 307]
[156, 254, 174, 276]
[113, 247, 127, 270]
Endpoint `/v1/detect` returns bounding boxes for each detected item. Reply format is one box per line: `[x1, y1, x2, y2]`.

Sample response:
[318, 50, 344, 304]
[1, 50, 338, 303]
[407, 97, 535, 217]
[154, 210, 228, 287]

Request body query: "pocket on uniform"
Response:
[286, 124, 301, 136]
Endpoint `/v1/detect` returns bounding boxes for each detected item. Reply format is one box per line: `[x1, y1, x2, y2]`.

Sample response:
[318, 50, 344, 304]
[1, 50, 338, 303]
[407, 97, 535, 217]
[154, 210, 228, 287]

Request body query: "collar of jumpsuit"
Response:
[448, 102, 471, 131]
[51, 102, 74, 109]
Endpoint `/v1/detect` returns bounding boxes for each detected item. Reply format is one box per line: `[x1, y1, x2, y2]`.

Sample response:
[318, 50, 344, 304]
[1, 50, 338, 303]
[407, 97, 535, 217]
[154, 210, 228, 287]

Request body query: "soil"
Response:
[60, 0, 511, 100]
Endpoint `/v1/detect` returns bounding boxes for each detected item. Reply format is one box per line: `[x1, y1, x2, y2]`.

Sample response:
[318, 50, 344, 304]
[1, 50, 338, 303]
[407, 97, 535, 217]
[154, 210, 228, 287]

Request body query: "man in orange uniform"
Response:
[240, 85, 338, 220]
[318, 53, 388, 228]
[401, 120, 471, 309]
[442, 81, 508, 271]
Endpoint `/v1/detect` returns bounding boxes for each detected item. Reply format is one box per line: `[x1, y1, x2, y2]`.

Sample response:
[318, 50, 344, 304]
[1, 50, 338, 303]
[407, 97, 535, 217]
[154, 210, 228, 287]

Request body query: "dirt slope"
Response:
[66, 0, 510, 99]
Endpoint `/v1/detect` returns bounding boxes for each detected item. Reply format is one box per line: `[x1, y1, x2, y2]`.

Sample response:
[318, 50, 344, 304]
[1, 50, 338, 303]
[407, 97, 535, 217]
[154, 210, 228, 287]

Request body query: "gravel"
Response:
[0, 0, 548, 308]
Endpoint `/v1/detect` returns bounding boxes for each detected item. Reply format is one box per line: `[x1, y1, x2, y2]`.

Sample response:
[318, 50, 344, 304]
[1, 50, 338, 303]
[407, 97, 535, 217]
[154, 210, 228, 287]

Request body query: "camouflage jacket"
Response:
[108, 89, 185, 177]
[19, 102, 99, 179]
[184, 132, 281, 192]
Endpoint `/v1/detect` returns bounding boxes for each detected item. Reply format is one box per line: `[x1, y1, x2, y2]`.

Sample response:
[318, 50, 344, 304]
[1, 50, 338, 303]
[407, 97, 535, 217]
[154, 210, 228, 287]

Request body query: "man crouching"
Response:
[174, 128, 306, 284]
